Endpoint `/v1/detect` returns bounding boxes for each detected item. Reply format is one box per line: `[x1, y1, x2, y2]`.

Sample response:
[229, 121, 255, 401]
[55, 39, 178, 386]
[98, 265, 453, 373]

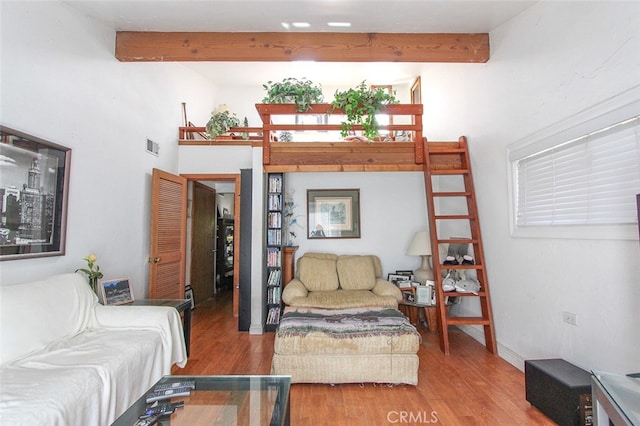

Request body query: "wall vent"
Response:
[146, 139, 159, 156]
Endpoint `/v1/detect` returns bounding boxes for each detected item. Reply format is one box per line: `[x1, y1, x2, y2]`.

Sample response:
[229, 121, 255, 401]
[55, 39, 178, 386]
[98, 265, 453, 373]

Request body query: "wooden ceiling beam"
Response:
[115, 32, 489, 63]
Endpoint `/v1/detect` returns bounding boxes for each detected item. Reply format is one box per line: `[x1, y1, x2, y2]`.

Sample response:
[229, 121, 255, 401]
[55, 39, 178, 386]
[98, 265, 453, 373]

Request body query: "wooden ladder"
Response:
[422, 136, 497, 355]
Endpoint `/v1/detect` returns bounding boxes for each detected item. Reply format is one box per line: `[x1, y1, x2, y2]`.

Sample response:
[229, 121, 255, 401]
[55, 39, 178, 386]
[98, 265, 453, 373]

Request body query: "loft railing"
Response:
[255, 103, 424, 171]
[177, 103, 424, 172]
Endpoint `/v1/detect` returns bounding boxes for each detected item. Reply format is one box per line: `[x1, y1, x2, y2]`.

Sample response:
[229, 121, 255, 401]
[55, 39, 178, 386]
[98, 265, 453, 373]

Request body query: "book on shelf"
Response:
[267, 306, 281, 324]
[267, 286, 281, 304]
[267, 229, 282, 246]
[268, 194, 282, 210]
[268, 175, 282, 193]
[267, 269, 281, 287]
[266, 248, 281, 267]
[267, 212, 282, 228]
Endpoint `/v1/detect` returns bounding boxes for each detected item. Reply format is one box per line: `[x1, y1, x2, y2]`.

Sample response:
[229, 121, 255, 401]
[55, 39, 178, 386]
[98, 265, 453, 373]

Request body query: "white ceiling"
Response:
[64, 0, 537, 86]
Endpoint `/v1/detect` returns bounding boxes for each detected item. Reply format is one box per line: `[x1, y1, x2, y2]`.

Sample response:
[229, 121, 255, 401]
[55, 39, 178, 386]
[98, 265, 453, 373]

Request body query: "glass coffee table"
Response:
[112, 375, 290, 426]
[591, 370, 640, 425]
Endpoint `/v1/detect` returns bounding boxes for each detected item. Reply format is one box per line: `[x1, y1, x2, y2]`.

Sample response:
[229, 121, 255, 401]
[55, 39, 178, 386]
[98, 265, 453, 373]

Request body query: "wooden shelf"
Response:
[178, 126, 263, 145]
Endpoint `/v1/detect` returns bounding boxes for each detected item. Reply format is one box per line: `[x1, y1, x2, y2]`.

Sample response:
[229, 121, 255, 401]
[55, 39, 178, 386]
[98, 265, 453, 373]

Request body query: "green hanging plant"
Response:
[206, 110, 240, 139]
[261, 77, 324, 112]
[331, 81, 399, 140]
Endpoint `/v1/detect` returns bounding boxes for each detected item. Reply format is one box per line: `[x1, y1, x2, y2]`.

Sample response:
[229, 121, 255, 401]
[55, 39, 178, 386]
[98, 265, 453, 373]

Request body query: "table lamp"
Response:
[406, 230, 433, 284]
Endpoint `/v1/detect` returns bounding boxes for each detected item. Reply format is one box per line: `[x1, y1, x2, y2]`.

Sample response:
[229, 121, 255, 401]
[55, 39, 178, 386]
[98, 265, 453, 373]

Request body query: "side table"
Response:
[398, 300, 438, 334]
[130, 299, 192, 356]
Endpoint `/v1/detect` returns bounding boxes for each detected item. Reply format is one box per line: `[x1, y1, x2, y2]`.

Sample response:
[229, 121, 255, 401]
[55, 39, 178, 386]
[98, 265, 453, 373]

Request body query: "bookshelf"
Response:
[265, 173, 284, 331]
[216, 217, 234, 291]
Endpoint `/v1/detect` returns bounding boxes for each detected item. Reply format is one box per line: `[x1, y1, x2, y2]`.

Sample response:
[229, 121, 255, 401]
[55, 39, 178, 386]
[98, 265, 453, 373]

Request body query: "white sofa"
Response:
[0, 273, 187, 426]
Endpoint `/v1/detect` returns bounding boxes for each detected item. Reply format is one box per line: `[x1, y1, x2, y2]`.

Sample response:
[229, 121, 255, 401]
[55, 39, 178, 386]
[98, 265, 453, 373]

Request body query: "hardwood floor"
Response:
[173, 291, 555, 425]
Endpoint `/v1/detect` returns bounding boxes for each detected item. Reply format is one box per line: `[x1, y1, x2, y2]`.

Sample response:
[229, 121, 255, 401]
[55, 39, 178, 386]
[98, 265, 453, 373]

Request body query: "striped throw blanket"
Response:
[278, 307, 417, 339]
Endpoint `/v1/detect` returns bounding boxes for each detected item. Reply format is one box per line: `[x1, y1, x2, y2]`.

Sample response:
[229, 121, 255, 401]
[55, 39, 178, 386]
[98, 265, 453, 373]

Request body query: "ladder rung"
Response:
[434, 214, 474, 220]
[443, 291, 487, 297]
[432, 192, 472, 197]
[429, 169, 469, 175]
[438, 265, 484, 270]
[446, 316, 491, 325]
[437, 238, 478, 244]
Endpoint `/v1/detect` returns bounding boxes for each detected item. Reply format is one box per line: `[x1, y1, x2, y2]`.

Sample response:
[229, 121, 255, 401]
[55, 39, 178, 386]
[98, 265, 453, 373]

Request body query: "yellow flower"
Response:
[76, 254, 103, 282]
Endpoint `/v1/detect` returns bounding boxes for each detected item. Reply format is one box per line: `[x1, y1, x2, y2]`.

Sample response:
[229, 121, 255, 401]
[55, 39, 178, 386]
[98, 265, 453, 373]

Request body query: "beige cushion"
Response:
[372, 279, 403, 301]
[295, 253, 338, 278]
[340, 254, 382, 278]
[303, 252, 339, 260]
[336, 256, 376, 290]
[286, 289, 398, 309]
[298, 256, 339, 291]
[282, 279, 308, 305]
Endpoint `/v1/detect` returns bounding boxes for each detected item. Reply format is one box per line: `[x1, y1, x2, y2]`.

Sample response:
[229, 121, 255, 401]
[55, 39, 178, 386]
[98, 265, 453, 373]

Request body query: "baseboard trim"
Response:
[249, 324, 264, 335]
[457, 325, 525, 372]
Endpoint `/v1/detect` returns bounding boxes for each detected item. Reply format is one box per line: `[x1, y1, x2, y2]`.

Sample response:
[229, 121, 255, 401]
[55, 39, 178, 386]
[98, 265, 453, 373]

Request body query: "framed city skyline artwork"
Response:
[0, 126, 71, 260]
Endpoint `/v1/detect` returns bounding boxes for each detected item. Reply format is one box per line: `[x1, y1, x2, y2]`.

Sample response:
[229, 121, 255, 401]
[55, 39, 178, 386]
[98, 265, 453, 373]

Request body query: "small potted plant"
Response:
[278, 131, 293, 142]
[262, 77, 324, 112]
[331, 81, 399, 140]
[206, 109, 240, 140]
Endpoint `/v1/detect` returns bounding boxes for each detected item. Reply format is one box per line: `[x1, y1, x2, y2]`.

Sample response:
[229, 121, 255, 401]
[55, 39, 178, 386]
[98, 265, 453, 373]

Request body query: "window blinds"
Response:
[515, 116, 640, 227]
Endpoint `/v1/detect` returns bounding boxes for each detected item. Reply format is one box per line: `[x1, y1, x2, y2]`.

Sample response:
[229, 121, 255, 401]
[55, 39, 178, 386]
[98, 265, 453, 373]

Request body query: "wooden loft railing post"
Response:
[413, 105, 424, 164]
[261, 112, 272, 165]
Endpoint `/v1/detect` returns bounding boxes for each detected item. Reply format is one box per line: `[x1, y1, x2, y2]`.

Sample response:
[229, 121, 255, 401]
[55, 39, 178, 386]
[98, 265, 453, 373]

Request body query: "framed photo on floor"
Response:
[185, 285, 195, 310]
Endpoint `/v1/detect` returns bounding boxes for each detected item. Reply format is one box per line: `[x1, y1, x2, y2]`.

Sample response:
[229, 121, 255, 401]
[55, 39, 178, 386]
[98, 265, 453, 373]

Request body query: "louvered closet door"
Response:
[149, 168, 187, 299]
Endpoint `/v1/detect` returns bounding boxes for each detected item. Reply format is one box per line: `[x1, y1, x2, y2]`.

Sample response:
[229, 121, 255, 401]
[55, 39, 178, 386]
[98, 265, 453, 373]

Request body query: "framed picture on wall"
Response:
[0, 126, 71, 261]
[410, 76, 421, 105]
[307, 189, 360, 239]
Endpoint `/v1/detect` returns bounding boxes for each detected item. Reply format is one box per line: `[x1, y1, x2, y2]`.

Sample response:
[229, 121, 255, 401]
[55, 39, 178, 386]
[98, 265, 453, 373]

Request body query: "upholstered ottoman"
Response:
[271, 306, 420, 385]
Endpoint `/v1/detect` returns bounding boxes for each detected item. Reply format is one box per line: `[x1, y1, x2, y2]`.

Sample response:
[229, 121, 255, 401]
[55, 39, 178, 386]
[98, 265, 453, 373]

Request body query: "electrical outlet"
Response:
[562, 311, 577, 325]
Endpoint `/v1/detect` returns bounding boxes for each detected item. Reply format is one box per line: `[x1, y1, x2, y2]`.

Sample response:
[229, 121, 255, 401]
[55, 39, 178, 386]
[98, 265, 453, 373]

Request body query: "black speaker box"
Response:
[525, 359, 592, 426]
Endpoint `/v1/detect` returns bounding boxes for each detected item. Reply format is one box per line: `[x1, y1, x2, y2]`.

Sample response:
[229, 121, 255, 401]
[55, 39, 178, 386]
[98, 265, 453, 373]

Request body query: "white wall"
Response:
[421, 1, 640, 374]
[0, 1, 216, 299]
[285, 172, 429, 275]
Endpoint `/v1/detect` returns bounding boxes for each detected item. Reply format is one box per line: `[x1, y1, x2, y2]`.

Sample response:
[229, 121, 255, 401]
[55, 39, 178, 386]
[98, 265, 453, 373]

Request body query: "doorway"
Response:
[190, 182, 217, 306]
[184, 174, 241, 318]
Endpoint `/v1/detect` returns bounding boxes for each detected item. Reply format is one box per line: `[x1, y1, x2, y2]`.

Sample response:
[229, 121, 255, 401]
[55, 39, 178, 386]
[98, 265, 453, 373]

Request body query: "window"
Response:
[508, 87, 640, 240]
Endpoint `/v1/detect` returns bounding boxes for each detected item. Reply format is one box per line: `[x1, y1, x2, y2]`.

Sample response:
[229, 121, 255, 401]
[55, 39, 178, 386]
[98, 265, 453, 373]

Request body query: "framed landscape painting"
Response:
[307, 189, 360, 239]
[0, 126, 71, 260]
[99, 277, 135, 305]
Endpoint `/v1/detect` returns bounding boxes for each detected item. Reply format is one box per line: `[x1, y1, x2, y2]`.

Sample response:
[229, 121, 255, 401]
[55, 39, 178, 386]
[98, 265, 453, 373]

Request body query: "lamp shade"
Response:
[406, 231, 432, 256]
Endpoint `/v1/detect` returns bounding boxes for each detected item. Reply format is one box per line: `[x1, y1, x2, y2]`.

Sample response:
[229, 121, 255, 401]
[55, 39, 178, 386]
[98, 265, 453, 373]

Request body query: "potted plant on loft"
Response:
[206, 107, 240, 140]
[261, 77, 324, 112]
[331, 81, 399, 140]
